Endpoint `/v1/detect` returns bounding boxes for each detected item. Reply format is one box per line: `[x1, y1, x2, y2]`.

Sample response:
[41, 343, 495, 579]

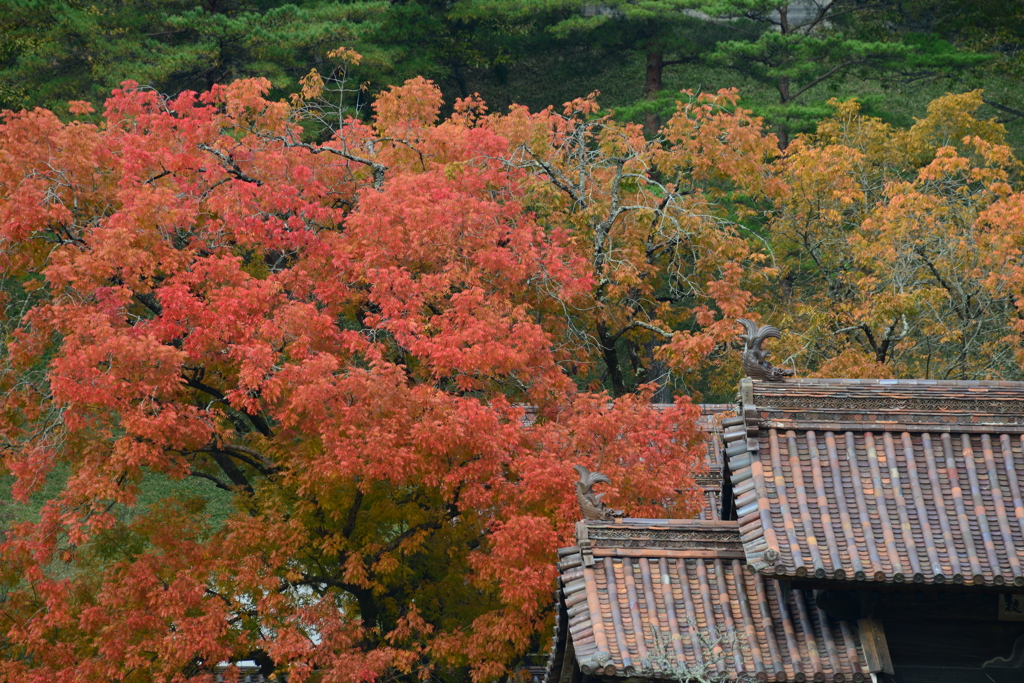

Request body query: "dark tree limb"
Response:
[983, 97, 1024, 122]
[276, 139, 386, 190]
[133, 292, 163, 316]
[372, 520, 443, 563]
[218, 443, 277, 473]
[342, 488, 363, 539]
[209, 450, 254, 494]
[182, 374, 275, 438]
[189, 470, 233, 492]
[197, 144, 264, 186]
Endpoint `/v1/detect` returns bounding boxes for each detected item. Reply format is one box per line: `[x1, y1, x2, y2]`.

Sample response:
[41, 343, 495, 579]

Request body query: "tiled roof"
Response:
[524, 664, 548, 683]
[694, 403, 735, 521]
[694, 403, 737, 470]
[547, 519, 869, 683]
[652, 402, 736, 520]
[729, 378, 1024, 585]
[214, 664, 266, 682]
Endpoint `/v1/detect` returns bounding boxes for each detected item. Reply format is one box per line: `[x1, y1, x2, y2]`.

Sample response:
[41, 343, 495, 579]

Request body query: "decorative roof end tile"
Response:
[738, 318, 795, 381]
[573, 465, 624, 521]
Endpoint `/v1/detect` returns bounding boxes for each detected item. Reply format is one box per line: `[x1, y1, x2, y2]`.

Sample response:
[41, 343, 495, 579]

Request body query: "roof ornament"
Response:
[573, 465, 624, 521]
[738, 318, 795, 382]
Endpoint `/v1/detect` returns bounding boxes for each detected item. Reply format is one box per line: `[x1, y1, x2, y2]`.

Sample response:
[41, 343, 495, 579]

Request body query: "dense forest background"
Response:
[2, 0, 1022, 148]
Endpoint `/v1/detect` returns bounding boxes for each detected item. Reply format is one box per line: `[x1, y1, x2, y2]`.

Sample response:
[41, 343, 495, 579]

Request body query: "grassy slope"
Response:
[1, 466, 235, 533]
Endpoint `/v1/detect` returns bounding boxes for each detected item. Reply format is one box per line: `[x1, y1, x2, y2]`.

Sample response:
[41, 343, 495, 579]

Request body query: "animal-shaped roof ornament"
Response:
[573, 465, 624, 521]
[738, 318, 795, 382]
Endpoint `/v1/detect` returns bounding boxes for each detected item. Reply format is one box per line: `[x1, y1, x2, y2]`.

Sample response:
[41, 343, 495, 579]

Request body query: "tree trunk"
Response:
[597, 321, 627, 397]
[644, 339, 673, 404]
[451, 61, 470, 99]
[777, 125, 790, 150]
[777, 75, 791, 150]
[352, 586, 381, 640]
[644, 50, 664, 137]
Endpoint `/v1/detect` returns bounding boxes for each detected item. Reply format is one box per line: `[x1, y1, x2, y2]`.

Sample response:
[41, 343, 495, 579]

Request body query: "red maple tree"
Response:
[0, 69, 775, 682]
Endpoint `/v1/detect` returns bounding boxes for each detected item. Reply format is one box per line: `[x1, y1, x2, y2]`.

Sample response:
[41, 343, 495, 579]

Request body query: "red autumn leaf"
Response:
[0, 74, 776, 682]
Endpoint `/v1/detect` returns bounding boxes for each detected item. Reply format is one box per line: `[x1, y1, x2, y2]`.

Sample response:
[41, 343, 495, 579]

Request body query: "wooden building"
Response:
[546, 369, 1024, 681]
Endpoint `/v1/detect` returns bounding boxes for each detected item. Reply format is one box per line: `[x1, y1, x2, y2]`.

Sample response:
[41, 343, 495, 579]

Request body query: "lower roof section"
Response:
[547, 520, 870, 683]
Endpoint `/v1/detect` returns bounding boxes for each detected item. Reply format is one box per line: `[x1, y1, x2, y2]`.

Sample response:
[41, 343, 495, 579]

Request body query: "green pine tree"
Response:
[454, 0, 986, 143]
[0, 1, 388, 114]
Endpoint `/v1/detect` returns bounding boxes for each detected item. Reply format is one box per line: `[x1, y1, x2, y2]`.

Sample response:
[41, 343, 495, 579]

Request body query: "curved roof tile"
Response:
[547, 520, 869, 683]
[729, 378, 1024, 586]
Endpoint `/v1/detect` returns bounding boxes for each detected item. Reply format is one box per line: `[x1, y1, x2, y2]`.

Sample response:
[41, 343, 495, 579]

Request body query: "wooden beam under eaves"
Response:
[858, 617, 894, 675]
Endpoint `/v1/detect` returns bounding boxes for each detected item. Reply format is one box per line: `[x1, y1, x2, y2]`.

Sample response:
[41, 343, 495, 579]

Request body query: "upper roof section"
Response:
[729, 377, 1024, 586]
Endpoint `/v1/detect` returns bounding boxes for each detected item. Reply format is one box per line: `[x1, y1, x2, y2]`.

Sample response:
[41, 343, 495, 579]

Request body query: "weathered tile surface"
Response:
[730, 378, 1024, 585]
[549, 520, 868, 682]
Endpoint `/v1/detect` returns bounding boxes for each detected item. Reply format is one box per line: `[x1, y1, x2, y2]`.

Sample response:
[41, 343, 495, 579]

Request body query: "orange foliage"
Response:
[0, 75, 774, 682]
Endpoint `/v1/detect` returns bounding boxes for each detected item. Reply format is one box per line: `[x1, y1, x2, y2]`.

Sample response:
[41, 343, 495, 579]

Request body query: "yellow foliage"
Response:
[768, 90, 1024, 380]
[326, 46, 363, 65]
